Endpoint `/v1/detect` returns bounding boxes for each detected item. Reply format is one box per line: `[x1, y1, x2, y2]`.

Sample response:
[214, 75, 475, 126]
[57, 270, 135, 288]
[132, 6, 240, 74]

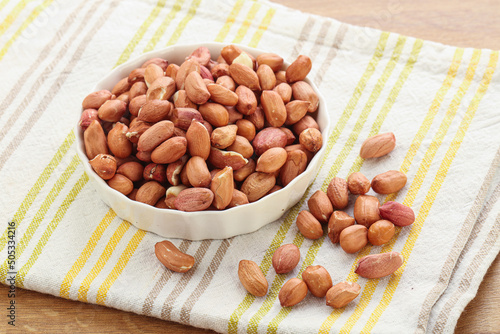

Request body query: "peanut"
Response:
[353, 195, 381, 227]
[136, 181, 165, 206]
[347, 172, 371, 195]
[116, 161, 144, 182]
[107, 122, 133, 159]
[359, 132, 396, 159]
[355, 252, 404, 278]
[155, 240, 195, 273]
[328, 211, 355, 244]
[272, 244, 300, 274]
[307, 190, 333, 224]
[326, 282, 361, 308]
[368, 220, 395, 245]
[238, 260, 268, 297]
[89, 154, 116, 180]
[302, 265, 332, 298]
[296, 210, 323, 240]
[371, 170, 407, 194]
[339, 225, 368, 254]
[107, 174, 133, 195]
[379, 201, 415, 226]
[299, 127, 323, 152]
[327, 177, 349, 209]
[279, 278, 308, 307]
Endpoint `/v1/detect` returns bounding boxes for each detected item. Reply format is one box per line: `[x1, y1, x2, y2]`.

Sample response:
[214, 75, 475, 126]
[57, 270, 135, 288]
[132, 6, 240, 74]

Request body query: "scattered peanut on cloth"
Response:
[237, 131, 413, 309]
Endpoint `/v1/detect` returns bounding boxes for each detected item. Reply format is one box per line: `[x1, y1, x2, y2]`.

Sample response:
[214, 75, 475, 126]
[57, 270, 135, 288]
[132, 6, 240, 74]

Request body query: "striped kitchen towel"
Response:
[1, 0, 499, 333]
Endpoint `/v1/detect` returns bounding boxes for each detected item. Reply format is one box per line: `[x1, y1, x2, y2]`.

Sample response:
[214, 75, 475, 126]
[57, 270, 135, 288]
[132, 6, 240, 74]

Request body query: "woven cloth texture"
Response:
[1, 0, 499, 333]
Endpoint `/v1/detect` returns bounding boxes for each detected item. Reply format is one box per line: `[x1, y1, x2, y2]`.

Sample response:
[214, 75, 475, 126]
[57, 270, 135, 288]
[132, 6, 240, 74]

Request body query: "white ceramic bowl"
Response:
[75, 42, 330, 240]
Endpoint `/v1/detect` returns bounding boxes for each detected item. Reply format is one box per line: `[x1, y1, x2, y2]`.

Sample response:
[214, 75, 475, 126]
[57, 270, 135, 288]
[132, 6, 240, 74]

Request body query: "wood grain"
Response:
[2, 0, 499, 333]
[274, 0, 500, 50]
[455, 255, 500, 334]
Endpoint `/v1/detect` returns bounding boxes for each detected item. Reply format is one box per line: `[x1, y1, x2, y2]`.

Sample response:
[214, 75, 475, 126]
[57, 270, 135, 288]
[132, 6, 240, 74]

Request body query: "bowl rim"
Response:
[74, 42, 331, 219]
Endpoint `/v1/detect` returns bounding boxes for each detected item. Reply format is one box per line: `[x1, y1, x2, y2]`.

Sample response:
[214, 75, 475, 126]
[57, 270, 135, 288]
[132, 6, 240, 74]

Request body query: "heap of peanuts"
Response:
[80, 45, 323, 212]
[297, 132, 414, 253]
[236, 132, 412, 308]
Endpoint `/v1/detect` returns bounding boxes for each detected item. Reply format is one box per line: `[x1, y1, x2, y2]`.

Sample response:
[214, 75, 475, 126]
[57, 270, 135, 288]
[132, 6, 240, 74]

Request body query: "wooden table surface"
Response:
[2, 0, 500, 333]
